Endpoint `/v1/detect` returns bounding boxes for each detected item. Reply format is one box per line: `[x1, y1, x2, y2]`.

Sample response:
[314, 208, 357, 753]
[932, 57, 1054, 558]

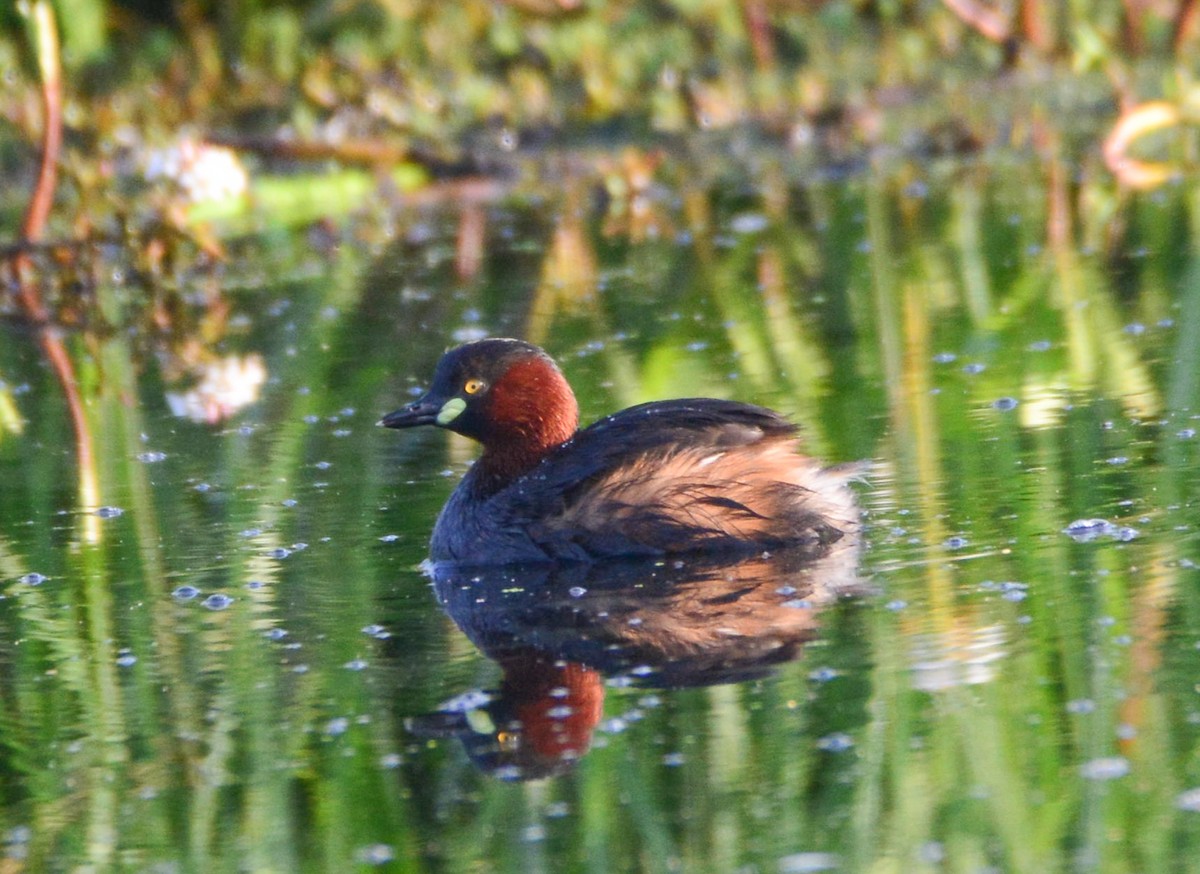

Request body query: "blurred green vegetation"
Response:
[2, 0, 1198, 154]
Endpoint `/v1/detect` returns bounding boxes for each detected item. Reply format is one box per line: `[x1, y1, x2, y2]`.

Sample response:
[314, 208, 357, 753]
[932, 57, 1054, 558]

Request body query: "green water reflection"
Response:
[3, 156, 1200, 872]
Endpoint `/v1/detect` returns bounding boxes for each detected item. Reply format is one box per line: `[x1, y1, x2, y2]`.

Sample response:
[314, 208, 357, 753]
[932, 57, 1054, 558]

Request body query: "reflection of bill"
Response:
[406, 535, 863, 780]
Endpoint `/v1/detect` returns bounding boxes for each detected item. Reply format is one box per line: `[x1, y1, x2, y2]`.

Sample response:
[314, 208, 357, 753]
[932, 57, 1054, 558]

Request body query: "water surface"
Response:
[2, 151, 1199, 871]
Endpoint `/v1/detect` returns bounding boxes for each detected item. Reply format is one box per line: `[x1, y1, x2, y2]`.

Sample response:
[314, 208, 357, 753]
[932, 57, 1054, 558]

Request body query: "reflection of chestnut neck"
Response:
[472, 358, 580, 496]
[497, 653, 604, 761]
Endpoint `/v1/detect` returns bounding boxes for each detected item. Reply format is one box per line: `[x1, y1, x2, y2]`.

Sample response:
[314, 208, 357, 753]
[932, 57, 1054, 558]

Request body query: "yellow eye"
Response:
[464, 378, 486, 395]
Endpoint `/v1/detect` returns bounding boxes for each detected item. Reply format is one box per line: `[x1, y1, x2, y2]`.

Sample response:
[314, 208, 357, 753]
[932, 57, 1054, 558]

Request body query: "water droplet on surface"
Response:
[202, 593, 234, 611]
[730, 213, 769, 234]
[816, 732, 854, 752]
[326, 717, 349, 735]
[1063, 519, 1122, 542]
[354, 844, 394, 866]
[778, 852, 841, 873]
[1177, 788, 1200, 811]
[1079, 757, 1129, 780]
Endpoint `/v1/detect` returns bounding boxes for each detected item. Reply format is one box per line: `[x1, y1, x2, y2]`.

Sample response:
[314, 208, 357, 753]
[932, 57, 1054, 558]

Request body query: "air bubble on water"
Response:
[1079, 757, 1129, 780]
[137, 451, 167, 463]
[1177, 788, 1200, 811]
[172, 585, 200, 601]
[816, 733, 854, 752]
[730, 213, 769, 234]
[94, 506, 124, 518]
[778, 852, 841, 873]
[202, 593, 234, 610]
[355, 844, 394, 866]
[19, 573, 47, 586]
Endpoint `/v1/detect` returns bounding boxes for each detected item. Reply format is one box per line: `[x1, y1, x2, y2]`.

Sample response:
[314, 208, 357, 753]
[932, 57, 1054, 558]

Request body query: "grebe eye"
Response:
[464, 378, 486, 395]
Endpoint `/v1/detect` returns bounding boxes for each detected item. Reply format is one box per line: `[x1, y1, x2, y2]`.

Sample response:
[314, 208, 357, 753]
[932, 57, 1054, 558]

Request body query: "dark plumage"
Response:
[381, 338, 860, 564]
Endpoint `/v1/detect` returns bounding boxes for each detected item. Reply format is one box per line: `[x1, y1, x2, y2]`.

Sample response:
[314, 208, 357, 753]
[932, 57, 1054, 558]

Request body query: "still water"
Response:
[2, 150, 1200, 871]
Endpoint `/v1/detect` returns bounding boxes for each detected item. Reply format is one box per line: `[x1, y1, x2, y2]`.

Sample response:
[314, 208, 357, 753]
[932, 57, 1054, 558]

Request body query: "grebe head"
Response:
[380, 339, 580, 473]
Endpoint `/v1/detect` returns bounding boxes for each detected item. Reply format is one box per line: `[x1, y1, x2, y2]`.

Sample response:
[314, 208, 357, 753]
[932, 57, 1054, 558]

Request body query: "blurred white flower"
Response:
[145, 139, 249, 204]
[166, 355, 267, 424]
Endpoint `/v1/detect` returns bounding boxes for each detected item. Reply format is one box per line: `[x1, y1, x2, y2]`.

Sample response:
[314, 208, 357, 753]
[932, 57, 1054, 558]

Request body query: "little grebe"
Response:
[380, 338, 860, 564]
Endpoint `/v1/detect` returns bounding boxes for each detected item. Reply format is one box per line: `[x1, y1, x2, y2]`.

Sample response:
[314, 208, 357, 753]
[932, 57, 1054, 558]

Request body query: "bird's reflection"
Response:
[407, 532, 863, 780]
